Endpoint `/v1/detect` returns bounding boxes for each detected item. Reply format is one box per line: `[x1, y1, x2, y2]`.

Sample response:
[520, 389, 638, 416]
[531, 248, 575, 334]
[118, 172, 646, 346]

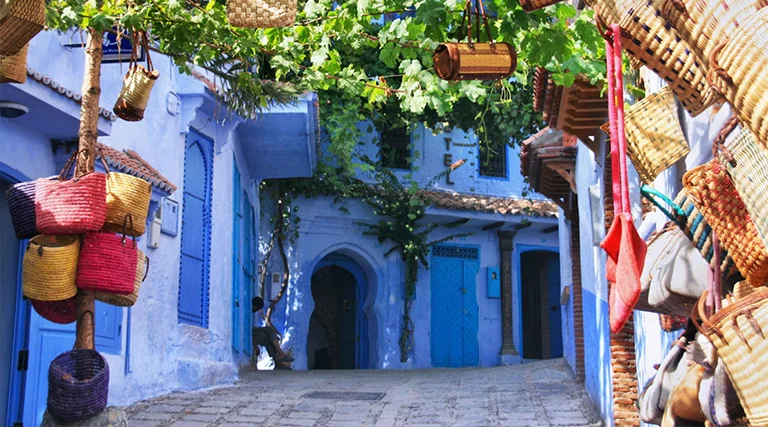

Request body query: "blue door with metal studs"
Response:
[430, 245, 480, 368]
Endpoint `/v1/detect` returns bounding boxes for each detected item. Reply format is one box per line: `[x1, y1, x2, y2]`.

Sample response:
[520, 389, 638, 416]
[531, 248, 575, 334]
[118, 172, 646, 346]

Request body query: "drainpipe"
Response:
[498, 230, 521, 365]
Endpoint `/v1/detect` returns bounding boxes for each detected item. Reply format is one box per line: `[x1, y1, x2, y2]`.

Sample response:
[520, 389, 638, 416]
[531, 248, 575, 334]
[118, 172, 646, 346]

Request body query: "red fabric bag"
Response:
[599, 24, 647, 333]
[36, 150, 107, 235]
[76, 214, 138, 294]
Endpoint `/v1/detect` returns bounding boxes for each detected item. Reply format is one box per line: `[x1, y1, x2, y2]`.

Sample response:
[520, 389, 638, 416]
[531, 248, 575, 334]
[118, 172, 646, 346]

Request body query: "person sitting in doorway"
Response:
[252, 297, 294, 370]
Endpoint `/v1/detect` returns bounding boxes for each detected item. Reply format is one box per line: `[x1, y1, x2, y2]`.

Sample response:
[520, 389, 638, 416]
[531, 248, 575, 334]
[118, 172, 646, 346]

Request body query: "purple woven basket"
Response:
[6, 180, 39, 239]
[47, 349, 109, 423]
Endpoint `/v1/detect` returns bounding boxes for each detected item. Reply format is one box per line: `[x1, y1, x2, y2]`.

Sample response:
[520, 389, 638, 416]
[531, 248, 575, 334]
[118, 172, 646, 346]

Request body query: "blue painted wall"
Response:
[0, 29, 313, 411]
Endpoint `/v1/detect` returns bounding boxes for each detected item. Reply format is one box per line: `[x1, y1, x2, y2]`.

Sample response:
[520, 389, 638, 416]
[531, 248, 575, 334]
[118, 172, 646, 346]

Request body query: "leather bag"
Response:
[637, 223, 708, 316]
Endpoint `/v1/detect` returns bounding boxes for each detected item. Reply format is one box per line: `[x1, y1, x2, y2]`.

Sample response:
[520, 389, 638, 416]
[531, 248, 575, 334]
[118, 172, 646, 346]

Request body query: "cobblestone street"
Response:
[126, 359, 602, 427]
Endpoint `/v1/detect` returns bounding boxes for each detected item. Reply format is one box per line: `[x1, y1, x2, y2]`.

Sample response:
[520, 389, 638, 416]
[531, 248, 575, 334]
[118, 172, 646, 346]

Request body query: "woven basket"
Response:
[76, 215, 138, 294]
[101, 154, 151, 236]
[36, 151, 107, 235]
[6, 178, 52, 239]
[22, 235, 79, 301]
[521, 0, 564, 12]
[718, 126, 768, 251]
[660, 0, 764, 64]
[113, 65, 159, 122]
[47, 349, 109, 423]
[683, 160, 768, 286]
[709, 8, 768, 151]
[0, 0, 45, 56]
[624, 86, 690, 183]
[227, 0, 296, 28]
[641, 186, 739, 279]
[94, 250, 148, 307]
[31, 297, 76, 324]
[695, 288, 768, 425]
[0, 42, 27, 83]
[619, 0, 719, 117]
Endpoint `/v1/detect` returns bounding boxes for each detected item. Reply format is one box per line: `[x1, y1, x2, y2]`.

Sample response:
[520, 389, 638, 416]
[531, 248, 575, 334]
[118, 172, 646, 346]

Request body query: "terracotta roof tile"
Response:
[422, 189, 558, 218]
[96, 142, 177, 193]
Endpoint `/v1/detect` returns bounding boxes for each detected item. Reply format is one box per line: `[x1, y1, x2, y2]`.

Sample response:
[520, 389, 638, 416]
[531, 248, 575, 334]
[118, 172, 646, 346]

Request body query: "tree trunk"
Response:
[265, 199, 289, 325]
[74, 28, 103, 350]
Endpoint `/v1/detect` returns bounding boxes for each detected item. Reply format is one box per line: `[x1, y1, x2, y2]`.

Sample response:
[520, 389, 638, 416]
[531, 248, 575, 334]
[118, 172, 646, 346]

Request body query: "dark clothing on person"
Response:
[253, 325, 280, 358]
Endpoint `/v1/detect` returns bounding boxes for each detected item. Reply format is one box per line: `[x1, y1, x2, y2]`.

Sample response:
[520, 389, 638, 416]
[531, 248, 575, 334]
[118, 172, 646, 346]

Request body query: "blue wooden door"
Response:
[547, 254, 563, 358]
[244, 201, 254, 356]
[178, 132, 213, 327]
[431, 246, 479, 368]
[231, 164, 242, 354]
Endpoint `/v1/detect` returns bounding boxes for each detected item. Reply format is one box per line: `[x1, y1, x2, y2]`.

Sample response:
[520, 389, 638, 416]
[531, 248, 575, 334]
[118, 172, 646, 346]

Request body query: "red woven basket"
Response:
[76, 214, 138, 295]
[31, 298, 76, 324]
[36, 151, 107, 235]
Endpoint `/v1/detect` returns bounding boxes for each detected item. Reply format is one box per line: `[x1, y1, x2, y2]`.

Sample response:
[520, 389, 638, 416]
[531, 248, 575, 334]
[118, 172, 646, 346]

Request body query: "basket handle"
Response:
[122, 213, 137, 245]
[97, 147, 111, 174]
[640, 185, 686, 226]
[711, 115, 739, 166]
[708, 39, 733, 87]
[58, 149, 91, 181]
[460, 0, 497, 52]
[142, 254, 150, 282]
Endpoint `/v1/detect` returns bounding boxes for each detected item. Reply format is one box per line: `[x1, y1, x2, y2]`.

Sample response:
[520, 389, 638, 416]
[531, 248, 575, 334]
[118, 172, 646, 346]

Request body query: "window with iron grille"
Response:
[479, 142, 508, 178]
[380, 127, 412, 170]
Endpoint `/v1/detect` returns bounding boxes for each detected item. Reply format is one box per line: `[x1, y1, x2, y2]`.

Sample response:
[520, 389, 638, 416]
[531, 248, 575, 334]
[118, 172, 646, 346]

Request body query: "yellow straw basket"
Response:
[709, 8, 768, 149]
[227, 0, 296, 28]
[113, 31, 159, 122]
[100, 152, 152, 236]
[718, 126, 768, 251]
[22, 235, 79, 301]
[625, 86, 690, 183]
[0, 42, 27, 83]
[695, 288, 768, 426]
[660, 0, 765, 64]
[94, 250, 148, 307]
[0, 0, 44, 56]
[619, 0, 719, 117]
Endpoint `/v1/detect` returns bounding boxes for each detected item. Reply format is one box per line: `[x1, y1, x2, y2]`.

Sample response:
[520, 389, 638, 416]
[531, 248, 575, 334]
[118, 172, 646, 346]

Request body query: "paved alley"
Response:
[125, 359, 602, 427]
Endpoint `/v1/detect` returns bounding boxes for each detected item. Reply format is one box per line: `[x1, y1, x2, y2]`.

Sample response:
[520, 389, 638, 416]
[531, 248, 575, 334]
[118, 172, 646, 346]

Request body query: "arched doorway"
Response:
[519, 248, 562, 360]
[307, 254, 369, 369]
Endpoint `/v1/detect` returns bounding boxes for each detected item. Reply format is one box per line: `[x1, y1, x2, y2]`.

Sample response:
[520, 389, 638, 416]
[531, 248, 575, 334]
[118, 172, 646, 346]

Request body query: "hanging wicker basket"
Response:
[31, 297, 76, 324]
[0, 42, 28, 83]
[708, 8, 768, 148]
[76, 214, 138, 295]
[660, 0, 763, 65]
[695, 288, 768, 426]
[227, 0, 296, 28]
[99, 151, 151, 236]
[47, 349, 109, 423]
[0, 0, 45, 57]
[624, 86, 690, 184]
[618, 0, 719, 117]
[434, 0, 516, 81]
[717, 122, 768, 251]
[35, 150, 107, 235]
[683, 159, 768, 286]
[521, 0, 564, 12]
[94, 250, 148, 307]
[6, 177, 53, 239]
[113, 31, 159, 122]
[22, 235, 79, 301]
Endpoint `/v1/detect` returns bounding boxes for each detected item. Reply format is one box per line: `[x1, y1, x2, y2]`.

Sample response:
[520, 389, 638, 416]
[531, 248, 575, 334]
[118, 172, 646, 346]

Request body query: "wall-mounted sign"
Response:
[161, 198, 179, 236]
[487, 266, 500, 298]
[102, 28, 146, 63]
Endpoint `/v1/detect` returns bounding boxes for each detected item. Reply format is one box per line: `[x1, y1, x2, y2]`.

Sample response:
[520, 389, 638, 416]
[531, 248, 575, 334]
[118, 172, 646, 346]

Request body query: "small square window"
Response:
[479, 143, 507, 178]
[380, 127, 412, 170]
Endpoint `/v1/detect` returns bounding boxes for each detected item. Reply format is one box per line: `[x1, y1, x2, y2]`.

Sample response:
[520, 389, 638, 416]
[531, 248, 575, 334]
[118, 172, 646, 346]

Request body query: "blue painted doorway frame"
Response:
[515, 244, 561, 359]
[314, 255, 369, 369]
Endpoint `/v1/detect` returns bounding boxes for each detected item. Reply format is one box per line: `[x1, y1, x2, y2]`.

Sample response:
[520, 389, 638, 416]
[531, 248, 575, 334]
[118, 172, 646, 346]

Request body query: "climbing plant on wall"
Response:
[258, 156, 472, 362]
